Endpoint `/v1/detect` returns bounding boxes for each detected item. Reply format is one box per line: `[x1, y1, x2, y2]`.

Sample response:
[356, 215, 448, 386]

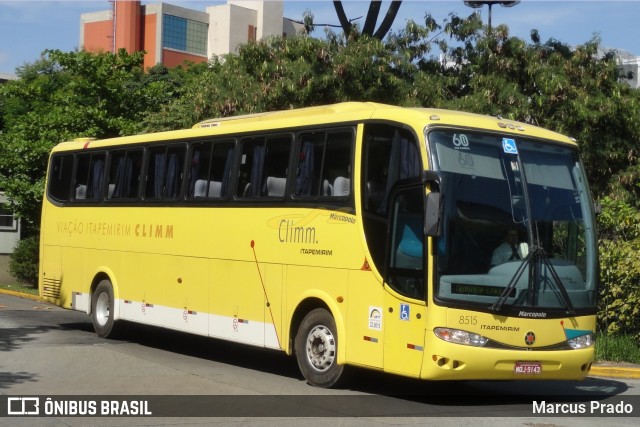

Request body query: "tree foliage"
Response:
[0, 49, 187, 234]
[597, 197, 640, 339]
[8, 235, 39, 285]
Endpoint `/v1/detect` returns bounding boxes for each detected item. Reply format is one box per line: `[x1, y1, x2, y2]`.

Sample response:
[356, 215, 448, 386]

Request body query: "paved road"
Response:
[0, 293, 638, 426]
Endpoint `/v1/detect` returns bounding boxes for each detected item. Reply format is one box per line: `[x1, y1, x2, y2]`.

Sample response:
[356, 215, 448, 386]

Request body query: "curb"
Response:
[590, 366, 640, 380]
[0, 287, 42, 301]
[1, 288, 639, 380]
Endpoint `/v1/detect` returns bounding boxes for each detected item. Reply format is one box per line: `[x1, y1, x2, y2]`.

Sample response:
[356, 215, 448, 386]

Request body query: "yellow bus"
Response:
[39, 102, 598, 387]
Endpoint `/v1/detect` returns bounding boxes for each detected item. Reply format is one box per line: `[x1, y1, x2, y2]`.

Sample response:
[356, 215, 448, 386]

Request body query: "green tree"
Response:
[0, 49, 184, 234]
[597, 197, 640, 339]
[143, 33, 414, 130]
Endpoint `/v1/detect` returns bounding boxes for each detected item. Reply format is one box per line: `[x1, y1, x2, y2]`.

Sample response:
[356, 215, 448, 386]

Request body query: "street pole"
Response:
[464, 1, 520, 32]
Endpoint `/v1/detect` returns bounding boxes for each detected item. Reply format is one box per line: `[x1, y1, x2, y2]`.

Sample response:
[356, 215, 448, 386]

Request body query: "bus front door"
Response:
[383, 291, 426, 377]
[382, 183, 427, 377]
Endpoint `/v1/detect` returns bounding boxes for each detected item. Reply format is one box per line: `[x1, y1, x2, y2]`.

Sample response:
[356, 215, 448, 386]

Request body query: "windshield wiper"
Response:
[491, 246, 575, 315]
[491, 250, 533, 313]
[536, 246, 575, 315]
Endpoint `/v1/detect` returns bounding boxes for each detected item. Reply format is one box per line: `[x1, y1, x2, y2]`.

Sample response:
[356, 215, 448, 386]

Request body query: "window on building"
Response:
[163, 14, 208, 56]
[248, 25, 257, 42]
[0, 198, 17, 231]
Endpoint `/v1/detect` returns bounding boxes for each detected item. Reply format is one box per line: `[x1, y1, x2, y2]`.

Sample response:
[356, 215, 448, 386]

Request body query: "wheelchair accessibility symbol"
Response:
[400, 304, 410, 321]
[502, 138, 518, 155]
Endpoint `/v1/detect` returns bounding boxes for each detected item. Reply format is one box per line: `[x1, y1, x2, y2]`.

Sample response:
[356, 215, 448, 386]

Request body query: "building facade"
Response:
[618, 50, 640, 89]
[0, 75, 20, 256]
[0, 72, 17, 83]
[80, 0, 304, 69]
[0, 193, 20, 255]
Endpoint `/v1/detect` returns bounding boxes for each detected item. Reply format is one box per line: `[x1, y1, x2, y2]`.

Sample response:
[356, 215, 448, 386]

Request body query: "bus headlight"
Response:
[434, 327, 488, 347]
[567, 333, 595, 349]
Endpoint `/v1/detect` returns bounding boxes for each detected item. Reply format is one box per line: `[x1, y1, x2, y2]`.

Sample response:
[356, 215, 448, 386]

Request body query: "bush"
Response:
[9, 236, 39, 285]
[597, 197, 640, 340]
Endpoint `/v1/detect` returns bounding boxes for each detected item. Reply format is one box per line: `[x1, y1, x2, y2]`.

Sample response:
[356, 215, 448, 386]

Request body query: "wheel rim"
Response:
[95, 292, 110, 327]
[305, 324, 336, 372]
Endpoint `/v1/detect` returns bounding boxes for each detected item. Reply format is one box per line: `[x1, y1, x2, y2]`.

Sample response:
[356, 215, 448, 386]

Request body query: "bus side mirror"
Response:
[425, 192, 442, 237]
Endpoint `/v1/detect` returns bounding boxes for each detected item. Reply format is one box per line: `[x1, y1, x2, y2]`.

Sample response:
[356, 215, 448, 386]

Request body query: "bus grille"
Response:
[41, 278, 62, 299]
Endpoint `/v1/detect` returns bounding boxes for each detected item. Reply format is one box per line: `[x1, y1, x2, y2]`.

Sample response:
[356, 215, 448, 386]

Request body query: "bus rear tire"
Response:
[295, 308, 347, 388]
[91, 279, 120, 338]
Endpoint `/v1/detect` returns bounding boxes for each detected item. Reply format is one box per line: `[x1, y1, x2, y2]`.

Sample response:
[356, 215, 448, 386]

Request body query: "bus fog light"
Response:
[434, 327, 488, 347]
[567, 333, 594, 349]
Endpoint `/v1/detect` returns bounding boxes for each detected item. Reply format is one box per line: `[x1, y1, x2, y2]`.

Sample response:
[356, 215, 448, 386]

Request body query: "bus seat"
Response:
[323, 179, 333, 196]
[194, 180, 223, 198]
[108, 184, 115, 198]
[333, 177, 350, 196]
[208, 181, 223, 197]
[75, 185, 87, 199]
[266, 176, 286, 197]
[194, 179, 208, 197]
[243, 183, 252, 197]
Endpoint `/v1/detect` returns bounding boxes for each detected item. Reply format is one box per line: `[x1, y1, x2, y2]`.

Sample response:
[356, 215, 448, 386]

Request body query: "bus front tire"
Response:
[91, 279, 119, 338]
[295, 308, 346, 388]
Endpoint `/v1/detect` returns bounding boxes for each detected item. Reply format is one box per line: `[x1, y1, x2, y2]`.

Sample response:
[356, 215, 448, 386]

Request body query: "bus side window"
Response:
[48, 154, 75, 202]
[145, 145, 186, 200]
[294, 129, 354, 198]
[363, 125, 421, 214]
[74, 153, 105, 201]
[295, 132, 324, 197]
[108, 149, 143, 200]
[188, 140, 234, 199]
[325, 131, 353, 197]
[361, 124, 421, 273]
[188, 142, 213, 198]
[238, 138, 263, 198]
[387, 185, 425, 299]
[237, 135, 292, 198]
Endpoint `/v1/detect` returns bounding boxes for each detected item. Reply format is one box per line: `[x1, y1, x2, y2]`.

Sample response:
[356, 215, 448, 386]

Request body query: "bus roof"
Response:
[52, 102, 576, 151]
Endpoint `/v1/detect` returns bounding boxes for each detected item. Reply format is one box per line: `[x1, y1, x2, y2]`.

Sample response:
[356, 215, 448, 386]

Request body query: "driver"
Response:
[491, 228, 529, 266]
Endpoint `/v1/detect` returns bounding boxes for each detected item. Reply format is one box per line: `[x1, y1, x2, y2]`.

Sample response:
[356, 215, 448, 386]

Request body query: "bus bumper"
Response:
[420, 339, 594, 381]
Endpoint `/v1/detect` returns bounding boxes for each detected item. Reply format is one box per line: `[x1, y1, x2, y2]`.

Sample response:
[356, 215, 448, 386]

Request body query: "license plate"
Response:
[514, 361, 542, 375]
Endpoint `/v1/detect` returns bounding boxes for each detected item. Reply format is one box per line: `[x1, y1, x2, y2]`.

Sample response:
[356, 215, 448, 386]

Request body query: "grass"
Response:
[0, 282, 39, 296]
[596, 333, 640, 364]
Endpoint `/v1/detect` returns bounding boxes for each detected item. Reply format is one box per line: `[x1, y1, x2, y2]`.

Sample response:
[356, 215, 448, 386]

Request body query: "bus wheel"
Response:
[91, 279, 119, 338]
[295, 308, 346, 388]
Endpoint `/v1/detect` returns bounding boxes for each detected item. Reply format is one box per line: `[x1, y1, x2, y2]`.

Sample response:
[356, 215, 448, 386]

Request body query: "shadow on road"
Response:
[88, 320, 630, 405]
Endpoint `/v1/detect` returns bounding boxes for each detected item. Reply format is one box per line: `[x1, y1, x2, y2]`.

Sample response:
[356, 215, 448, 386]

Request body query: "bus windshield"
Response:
[428, 129, 598, 315]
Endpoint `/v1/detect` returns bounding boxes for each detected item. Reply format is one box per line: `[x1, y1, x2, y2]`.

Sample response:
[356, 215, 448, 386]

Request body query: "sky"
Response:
[1, 0, 640, 75]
